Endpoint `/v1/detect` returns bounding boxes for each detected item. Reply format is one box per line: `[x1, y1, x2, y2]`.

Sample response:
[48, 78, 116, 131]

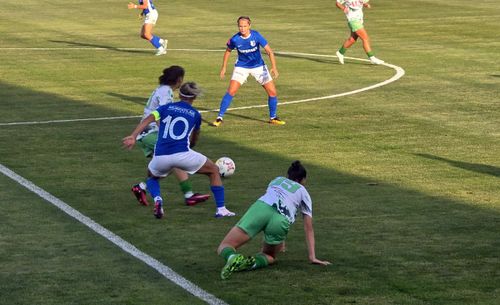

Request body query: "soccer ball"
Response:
[216, 157, 236, 177]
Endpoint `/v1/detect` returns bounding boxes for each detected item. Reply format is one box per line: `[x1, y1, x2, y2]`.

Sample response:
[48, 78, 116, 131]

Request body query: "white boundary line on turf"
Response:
[0, 48, 405, 127]
[0, 163, 229, 305]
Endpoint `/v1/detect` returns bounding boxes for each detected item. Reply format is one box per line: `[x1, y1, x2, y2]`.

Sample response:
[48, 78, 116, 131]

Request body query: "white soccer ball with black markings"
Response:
[216, 157, 236, 177]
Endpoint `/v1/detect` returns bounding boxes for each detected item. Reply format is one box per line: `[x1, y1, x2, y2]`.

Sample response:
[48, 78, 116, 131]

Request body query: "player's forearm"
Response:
[268, 51, 278, 71]
[190, 130, 200, 148]
[303, 216, 318, 261]
[131, 115, 155, 138]
[221, 50, 231, 69]
[129, 2, 146, 9]
[336, 2, 344, 11]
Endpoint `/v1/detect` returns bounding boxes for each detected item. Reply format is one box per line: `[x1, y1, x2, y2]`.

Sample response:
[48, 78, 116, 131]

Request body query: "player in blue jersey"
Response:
[130, 66, 210, 207]
[335, 0, 384, 65]
[212, 16, 285, 127]
[123, 82, 236, 218]
[127, 0, 167, 56]
[217, 161, 330, 280]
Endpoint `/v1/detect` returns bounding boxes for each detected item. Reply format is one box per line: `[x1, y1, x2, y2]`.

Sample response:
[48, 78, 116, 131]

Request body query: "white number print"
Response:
[162, 115, 189, 140]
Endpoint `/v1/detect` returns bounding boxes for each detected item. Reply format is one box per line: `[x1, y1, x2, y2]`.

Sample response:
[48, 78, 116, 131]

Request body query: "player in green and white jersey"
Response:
[217, 161, 330, 280]
[335, 0, 384, 65]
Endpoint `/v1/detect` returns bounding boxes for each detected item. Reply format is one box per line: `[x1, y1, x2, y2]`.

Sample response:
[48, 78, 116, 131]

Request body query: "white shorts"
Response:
[148, 150, 208, 178]
[144, 10, 158, 25]
[231, 65, 272, 85]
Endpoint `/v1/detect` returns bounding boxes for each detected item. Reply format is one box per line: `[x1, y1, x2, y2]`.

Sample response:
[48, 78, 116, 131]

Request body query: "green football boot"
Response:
[220, 254, 255, 280]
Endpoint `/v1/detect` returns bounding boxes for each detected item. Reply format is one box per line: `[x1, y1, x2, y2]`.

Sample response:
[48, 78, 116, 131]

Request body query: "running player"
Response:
[130, 66, 210, 207]
[335, 0, 384, 65]
[123, 82, 236, 219]
[212, 16, 285, 127]
[217, 161, 330, 280]
[127, 0, 167, 56]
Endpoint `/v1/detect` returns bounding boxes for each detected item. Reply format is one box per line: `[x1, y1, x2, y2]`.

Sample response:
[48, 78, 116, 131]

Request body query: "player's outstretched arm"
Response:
[336, 2, 348, 13]
[303, 215, 331, 266]
[122, 114, 156, 150]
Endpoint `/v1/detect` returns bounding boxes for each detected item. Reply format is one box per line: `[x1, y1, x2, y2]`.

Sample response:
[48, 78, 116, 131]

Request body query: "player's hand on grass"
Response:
[122, 136, 136, 150]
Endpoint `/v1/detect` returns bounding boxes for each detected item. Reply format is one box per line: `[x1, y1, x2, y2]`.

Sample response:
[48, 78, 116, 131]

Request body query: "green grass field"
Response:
[1, 0, 499, 304]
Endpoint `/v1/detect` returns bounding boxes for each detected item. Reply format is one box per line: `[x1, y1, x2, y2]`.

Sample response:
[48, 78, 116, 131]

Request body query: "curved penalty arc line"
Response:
[0, 48, 405, 126]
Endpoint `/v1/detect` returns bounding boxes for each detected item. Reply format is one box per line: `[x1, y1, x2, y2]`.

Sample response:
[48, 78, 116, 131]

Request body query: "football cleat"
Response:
[185, 193, 211, 206]
[220, 254, 255, 280]
[369, 56, 384, 65]
[161, 39, 168, 51]
[131, 183, 149, 206]
[211, 118, 223, 127]
[269, 117, 286, 125]
[155, 47, 167, 56]
[215, 207, 236, 218]
[336, 51, 344, 65]
[153, 197, 164, 219]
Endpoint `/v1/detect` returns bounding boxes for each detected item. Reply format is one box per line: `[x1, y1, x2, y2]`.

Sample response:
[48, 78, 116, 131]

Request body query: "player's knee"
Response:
[266, 88, 277, 96]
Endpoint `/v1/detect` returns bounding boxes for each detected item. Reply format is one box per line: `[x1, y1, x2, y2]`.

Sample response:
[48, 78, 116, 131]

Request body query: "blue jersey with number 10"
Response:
[152, 101, 201, 156]
[227, 30, 268, 69]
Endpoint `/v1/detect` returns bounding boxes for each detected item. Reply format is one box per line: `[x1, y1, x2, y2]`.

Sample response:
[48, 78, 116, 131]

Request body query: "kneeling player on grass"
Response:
[123, 82, 236, 219]
[217, 161, 330, 280]
[130, 66, 210, 207]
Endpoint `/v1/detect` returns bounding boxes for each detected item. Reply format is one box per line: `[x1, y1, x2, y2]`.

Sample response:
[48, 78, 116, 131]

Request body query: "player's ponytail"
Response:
[179, 82, 202, 100]
[287, 160, 307, 183]
[159, 65, 185, 86]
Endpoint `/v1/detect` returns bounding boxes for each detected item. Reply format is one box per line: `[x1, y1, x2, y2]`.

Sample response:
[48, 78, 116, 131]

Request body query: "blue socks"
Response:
[150, 35, 162, 49]
[219, 93, 278, 119]
[146, 177, 161, 199]
[210, 185, 225, 208]
[268, 96, 278, 118]
[218, 92, 234, 118]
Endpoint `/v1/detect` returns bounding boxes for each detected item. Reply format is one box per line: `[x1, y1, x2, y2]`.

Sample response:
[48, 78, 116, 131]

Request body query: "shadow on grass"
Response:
[416, 153, 500, 178]
[196, 105, 269, 125]
[103, 92, 268, 125]
[49, 40, 151, 54]
[1, 80, 498, 305]
[274, 52, 368, 66]
[106, 92, 146, 106]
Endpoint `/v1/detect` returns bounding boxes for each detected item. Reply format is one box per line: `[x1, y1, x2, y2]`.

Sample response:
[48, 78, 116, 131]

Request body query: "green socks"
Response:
[339, 46, 347, 55]
[220, 247, 269, 269]
[367, 51, 375, 57]
[251, 253, 269, 270]
[179, 180, 193, 197]
[220, 247, 236, 261]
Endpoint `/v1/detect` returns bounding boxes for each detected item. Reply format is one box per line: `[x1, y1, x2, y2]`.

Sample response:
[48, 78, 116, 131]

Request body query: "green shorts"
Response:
[348, 20, 364, 32]
[137, 131, 158, 158]
[236, 200, 290, 245]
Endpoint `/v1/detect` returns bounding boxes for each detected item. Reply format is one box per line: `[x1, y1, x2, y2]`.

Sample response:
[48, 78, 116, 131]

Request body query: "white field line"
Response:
[0, 48, 405, 127]
[0, 163, 229, 305]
